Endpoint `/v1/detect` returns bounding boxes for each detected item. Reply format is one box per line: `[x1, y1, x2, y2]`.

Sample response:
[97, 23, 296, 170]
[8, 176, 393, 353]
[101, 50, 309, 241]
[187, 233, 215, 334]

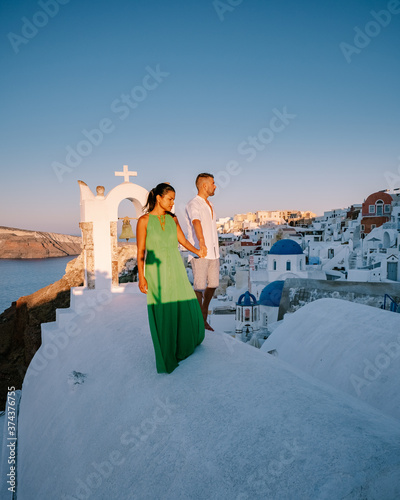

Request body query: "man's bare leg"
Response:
[202, 287, 215, 331]
[195, 289, 215, 331]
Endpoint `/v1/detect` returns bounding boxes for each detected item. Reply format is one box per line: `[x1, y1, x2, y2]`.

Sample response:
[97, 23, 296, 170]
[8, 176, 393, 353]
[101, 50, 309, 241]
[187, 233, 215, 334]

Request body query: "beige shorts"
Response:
[191, 258, 220, 291]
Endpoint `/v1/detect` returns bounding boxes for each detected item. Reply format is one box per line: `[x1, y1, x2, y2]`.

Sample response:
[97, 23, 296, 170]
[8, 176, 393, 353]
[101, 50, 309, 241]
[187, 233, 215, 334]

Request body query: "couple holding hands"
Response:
[136, 173, 220, 374]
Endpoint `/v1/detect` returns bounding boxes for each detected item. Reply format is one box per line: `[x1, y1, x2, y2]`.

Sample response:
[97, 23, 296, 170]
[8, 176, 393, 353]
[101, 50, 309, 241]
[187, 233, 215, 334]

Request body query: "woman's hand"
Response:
[197, 246, 207, 258]
[139, 276, 148, 294]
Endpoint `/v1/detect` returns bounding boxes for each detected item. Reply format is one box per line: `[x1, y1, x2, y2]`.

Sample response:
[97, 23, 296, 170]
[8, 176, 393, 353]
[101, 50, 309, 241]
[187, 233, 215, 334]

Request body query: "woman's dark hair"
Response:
[143, 183, 175, 213]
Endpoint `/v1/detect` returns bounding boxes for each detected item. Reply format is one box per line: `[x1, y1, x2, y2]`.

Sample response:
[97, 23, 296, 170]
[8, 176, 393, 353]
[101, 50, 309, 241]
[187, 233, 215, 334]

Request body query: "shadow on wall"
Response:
[278, 278, 400, 320]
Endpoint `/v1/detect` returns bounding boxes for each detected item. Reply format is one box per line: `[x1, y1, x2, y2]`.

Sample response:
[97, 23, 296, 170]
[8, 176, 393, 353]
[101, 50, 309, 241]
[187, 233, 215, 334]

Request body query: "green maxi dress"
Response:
[145, 213, 205, 373]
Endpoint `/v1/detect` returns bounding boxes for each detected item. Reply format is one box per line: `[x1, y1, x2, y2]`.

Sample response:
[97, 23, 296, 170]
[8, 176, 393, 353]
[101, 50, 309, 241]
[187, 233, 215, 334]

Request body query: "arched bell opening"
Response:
[111, 197, 142, 286]
[118, 198, 138, 244]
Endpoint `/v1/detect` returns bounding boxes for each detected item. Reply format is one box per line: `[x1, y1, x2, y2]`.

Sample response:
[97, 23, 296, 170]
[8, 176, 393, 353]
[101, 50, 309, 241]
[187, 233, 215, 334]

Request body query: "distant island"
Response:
[0, 226, 81, 259]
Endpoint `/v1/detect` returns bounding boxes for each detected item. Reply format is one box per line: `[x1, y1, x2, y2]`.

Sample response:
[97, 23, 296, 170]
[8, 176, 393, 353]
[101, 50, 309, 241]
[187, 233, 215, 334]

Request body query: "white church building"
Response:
[250, 239, 312, 299]
[267, 239, 307, 281]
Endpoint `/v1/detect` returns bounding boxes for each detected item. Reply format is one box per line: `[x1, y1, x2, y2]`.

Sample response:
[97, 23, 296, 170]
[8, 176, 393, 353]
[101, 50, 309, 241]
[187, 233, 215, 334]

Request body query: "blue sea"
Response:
[0, 256, 76, 314]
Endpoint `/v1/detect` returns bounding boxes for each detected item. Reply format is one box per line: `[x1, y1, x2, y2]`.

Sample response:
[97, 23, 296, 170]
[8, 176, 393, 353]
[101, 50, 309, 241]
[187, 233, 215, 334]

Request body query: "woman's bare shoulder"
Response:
[137, 214, 149, 227]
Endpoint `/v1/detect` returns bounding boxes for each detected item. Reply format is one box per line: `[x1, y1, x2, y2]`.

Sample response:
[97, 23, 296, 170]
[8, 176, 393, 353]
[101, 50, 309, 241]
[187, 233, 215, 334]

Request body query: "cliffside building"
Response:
[361, 191, 393, 236]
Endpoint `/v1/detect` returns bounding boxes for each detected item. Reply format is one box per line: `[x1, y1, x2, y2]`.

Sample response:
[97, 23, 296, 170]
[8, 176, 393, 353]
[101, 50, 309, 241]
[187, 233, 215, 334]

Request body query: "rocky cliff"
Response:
[0, 226, 81, 259]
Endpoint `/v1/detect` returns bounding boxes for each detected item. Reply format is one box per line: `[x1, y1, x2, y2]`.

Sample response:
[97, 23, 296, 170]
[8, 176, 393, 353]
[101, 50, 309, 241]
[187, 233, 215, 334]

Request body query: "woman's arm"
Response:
[174, 216, 207, 257]
[136, 215, 149, 293]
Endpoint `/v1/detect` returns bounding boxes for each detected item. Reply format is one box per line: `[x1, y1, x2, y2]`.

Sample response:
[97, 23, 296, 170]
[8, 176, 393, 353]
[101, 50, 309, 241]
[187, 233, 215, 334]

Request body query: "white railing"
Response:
[382, 222, 400, 230]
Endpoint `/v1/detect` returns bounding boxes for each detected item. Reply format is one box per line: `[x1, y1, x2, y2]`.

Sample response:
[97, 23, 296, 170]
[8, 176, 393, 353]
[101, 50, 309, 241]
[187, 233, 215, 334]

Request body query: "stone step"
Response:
[40, 321, 58, 345]
[69, 284, 139, 312]
[55, 308, 77, 328]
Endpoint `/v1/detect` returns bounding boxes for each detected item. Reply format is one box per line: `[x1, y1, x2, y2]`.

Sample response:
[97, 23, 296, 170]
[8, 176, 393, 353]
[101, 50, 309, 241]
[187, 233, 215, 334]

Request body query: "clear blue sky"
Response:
[1, 0, 399, 235]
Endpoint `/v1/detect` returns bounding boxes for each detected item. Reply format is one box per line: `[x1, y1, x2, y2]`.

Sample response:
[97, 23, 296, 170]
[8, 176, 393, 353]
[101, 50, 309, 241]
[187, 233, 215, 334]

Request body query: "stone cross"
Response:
[115, 165, 137, 183]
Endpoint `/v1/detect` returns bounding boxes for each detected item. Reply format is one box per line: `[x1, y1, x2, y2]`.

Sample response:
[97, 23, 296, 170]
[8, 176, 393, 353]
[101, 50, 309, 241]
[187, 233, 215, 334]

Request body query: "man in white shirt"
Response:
[185, 173, 220, 331]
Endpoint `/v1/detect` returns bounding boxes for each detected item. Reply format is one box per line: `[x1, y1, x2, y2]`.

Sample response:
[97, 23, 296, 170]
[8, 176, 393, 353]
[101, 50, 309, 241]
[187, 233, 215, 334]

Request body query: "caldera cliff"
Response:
[0, 226, 81, 259]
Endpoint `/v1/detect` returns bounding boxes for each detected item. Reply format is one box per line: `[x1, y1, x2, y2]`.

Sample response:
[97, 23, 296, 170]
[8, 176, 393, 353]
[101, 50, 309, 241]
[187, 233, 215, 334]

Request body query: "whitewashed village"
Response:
[2, 171, 400, 499]
[186, 187, 400, 347]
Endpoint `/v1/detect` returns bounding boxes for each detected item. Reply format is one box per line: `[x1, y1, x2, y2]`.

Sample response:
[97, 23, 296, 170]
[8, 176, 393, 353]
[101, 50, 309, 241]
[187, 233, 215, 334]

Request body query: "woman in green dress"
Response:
[136, 183, 206, 373]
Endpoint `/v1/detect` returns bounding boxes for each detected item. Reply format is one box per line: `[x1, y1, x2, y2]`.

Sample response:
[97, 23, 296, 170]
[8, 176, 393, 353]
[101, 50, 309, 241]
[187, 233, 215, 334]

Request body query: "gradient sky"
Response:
[1, 0, 399, 235]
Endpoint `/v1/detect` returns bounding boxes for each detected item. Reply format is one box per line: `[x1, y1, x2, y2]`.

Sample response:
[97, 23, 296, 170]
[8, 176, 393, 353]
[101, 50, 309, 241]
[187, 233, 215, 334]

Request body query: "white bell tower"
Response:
[78, 166, 148, 289]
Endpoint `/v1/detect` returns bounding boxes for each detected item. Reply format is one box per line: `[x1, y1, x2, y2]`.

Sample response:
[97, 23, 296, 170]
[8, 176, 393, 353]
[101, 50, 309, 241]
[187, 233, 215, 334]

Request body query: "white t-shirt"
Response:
[185, 195, 220, 260]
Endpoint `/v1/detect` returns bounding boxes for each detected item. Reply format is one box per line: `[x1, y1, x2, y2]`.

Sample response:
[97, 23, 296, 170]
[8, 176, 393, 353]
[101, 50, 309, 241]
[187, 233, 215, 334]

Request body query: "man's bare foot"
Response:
[205, 321, 214, 331]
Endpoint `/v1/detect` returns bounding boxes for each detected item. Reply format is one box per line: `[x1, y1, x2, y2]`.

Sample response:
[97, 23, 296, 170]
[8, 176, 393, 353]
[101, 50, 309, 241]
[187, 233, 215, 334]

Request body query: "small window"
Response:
[369, 205, 375, 214]
[384, 204, 391, 213]
[286, 261, 291, 271]
[361, 224, 365, 231]
[273, 260, 277, 270]
[371, 224, 376, 230]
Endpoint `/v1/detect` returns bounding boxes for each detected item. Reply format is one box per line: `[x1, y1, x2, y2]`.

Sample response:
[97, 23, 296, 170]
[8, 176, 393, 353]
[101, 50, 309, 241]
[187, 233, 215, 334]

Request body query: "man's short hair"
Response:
[195, 173, 214, 190]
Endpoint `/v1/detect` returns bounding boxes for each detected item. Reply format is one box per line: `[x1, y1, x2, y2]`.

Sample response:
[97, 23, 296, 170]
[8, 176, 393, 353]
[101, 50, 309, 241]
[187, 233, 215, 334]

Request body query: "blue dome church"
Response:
[235, 291, 260, 336]
[267, 239, 307, 281]
[258, 280, 285, 327]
